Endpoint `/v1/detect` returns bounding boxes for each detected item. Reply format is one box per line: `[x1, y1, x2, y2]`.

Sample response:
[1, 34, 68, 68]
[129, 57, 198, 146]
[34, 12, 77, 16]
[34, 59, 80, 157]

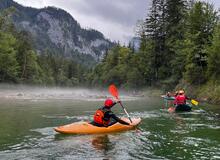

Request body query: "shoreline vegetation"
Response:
[1, 1, 220, 105]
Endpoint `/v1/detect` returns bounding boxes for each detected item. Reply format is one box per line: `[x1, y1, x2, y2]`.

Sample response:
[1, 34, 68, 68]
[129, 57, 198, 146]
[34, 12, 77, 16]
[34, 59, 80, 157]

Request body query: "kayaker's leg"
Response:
[90, 121, 105, 127]
[107, 119, 117, 126]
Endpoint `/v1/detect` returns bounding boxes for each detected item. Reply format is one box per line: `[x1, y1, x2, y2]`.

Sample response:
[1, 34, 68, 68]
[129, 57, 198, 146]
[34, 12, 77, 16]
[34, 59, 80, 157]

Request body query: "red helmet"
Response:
[104, 99, 114, 108]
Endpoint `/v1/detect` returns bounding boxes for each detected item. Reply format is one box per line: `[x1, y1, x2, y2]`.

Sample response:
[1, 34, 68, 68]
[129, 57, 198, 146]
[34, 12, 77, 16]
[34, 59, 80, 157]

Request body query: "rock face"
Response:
[0, 0, 114, 63]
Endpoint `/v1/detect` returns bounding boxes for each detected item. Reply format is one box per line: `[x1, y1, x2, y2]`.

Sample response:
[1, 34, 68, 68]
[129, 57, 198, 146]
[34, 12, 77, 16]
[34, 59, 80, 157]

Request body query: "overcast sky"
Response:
[13, 0, 220, 44]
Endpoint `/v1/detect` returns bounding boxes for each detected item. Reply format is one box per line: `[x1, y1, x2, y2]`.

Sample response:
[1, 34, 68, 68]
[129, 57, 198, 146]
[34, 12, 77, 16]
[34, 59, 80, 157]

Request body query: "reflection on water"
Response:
[0, 95, 219, 159]
[91, 135, 113, 151]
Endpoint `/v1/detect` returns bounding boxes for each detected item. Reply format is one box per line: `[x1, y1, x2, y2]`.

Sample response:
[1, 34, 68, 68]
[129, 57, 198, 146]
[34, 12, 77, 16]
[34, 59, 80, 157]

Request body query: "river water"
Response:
[0, 87, 219, 160]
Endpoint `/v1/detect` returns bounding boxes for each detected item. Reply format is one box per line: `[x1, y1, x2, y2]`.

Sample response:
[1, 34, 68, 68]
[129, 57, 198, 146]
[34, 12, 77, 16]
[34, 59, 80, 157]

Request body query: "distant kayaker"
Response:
[175, 90, 190, 105]
[91, 98, 130, 127]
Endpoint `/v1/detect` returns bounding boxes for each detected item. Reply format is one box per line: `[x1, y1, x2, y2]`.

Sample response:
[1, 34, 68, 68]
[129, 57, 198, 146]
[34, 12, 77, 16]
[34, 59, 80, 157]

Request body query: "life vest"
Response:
[175, 95, 186, 105]
[93, 108, 110, 126]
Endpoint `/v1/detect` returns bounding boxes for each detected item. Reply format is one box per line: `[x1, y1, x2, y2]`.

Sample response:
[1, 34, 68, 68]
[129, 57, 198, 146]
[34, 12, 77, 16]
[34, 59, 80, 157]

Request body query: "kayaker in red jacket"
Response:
[175, 90, 190, 105]
[91, 99, 130, 127]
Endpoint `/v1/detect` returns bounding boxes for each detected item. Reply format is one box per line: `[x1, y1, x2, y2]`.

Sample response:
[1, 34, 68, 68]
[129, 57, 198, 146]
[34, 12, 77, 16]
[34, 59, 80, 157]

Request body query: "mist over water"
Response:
[0, 84, 141, 101]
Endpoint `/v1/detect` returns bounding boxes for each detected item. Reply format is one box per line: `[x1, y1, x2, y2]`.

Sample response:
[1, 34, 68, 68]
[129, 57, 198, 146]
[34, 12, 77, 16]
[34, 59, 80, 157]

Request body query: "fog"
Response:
[0, 84, 143, 101]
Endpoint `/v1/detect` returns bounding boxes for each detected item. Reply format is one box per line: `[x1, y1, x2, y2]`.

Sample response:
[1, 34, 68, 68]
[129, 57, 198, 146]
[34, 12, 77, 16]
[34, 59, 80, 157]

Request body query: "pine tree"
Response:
[165, 0, 188, 83]
[0, 32, 18, 82]
[143, 0, 167, 82]
[15, 31, 43, 83]
[0, 8, 19, 82]
[207, 24, 220, 80]
[184, 2, 217, 84]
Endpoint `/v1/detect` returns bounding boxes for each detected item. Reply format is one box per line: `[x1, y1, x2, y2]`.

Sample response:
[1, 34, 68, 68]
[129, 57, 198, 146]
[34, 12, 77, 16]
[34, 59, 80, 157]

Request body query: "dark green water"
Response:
[0, 96, 219, 160]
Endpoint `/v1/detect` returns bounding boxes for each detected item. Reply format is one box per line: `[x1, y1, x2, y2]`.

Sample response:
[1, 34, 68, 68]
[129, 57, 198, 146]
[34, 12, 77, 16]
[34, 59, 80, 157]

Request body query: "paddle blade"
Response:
[109, 84, 119, 99]
[191, 99, 199, 106]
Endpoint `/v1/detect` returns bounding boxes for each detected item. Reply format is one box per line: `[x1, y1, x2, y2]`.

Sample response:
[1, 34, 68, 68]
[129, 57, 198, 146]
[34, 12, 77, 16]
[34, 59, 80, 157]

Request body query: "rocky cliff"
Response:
[0, 0, 114, 63]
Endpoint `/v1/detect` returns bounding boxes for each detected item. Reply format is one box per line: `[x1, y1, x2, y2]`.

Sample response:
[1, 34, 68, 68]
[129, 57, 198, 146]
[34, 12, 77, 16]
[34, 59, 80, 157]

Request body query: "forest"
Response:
[1, 0, 220, 102]
[90, 0, 220, 102]
[0, 7, 87, 86]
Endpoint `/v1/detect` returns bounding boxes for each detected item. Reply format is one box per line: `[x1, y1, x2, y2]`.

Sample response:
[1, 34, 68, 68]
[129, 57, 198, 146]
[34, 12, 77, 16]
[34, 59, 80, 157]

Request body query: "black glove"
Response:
[116, 100, 121, 103]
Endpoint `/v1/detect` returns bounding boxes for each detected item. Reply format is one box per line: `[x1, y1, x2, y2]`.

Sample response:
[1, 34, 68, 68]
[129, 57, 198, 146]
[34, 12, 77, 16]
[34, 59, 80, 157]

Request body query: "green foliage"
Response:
[137, 40, 155, 85]
[0, 32, 18, 82]
[164, 0, 187, 83]
[134, 0, 188, 85]
[1, 0, 220, 91]
[89, 46, 145, 88]
[144, 0, 167, 81]
[183, 2, 217, 84]
[197, 80, 220, 104]
[0, 8, 88, 87]
[170, 39, 193, 83]
[137, 0, 217, 86]
[14, 31, 42, 83]
[89, 0, 220, 90]
[207, 24, 220, 79]
[89, 44, 148, 88]
[37, 50, 87, 86]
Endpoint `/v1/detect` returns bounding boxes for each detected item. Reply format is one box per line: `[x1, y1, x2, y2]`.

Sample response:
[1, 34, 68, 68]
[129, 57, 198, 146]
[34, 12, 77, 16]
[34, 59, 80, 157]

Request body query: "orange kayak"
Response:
[54, 117, 141, 134]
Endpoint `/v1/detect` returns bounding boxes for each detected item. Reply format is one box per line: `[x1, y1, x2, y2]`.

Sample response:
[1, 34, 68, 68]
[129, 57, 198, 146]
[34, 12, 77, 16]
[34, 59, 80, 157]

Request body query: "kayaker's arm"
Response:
[110, 113, 130, 125]
[186, 96, 191, 100]
[112, 102, 117, 107]
[117, 118, 130, 125]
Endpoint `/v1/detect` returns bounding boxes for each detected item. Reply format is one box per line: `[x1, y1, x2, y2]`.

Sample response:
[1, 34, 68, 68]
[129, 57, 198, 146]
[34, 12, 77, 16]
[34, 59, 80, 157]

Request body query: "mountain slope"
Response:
[0, 0, 114, 64]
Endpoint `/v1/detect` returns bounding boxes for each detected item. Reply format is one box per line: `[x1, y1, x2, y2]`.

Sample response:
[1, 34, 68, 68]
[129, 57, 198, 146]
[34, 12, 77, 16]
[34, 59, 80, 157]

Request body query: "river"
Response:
[0, 87, 219, 159]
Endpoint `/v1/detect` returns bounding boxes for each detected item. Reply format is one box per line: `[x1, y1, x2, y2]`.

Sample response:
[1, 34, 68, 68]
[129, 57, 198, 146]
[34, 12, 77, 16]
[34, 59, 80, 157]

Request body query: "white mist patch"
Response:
[0, 84, 142, 101]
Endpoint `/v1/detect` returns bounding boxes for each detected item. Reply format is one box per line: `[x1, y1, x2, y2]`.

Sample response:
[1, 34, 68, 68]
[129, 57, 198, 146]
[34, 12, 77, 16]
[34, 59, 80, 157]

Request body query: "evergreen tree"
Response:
[15, 31, 43, 83]
[0, 32, 18, 82]
[165, 0, 187, 83]
[207, 24, 220, 80]
[184, 2, 217, 84]
[0, 8, 19, 82]
[144, 0, 167, 81]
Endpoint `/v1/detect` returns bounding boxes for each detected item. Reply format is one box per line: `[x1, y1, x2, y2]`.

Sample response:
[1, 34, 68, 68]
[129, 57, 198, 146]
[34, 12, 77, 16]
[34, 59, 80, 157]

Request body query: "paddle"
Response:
[191, 99, 199, 106]
[108, 84, 132, 123]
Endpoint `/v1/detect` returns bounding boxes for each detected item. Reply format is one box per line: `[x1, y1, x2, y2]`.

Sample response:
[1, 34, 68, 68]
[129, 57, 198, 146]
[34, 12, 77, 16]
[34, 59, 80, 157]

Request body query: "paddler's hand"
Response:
[116, 100, 121, 103]
[129, 122, 135, 126]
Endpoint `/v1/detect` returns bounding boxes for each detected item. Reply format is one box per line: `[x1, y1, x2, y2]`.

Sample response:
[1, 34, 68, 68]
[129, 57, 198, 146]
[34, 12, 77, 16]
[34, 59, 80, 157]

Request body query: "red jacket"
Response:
[175, 95, 187, 105]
